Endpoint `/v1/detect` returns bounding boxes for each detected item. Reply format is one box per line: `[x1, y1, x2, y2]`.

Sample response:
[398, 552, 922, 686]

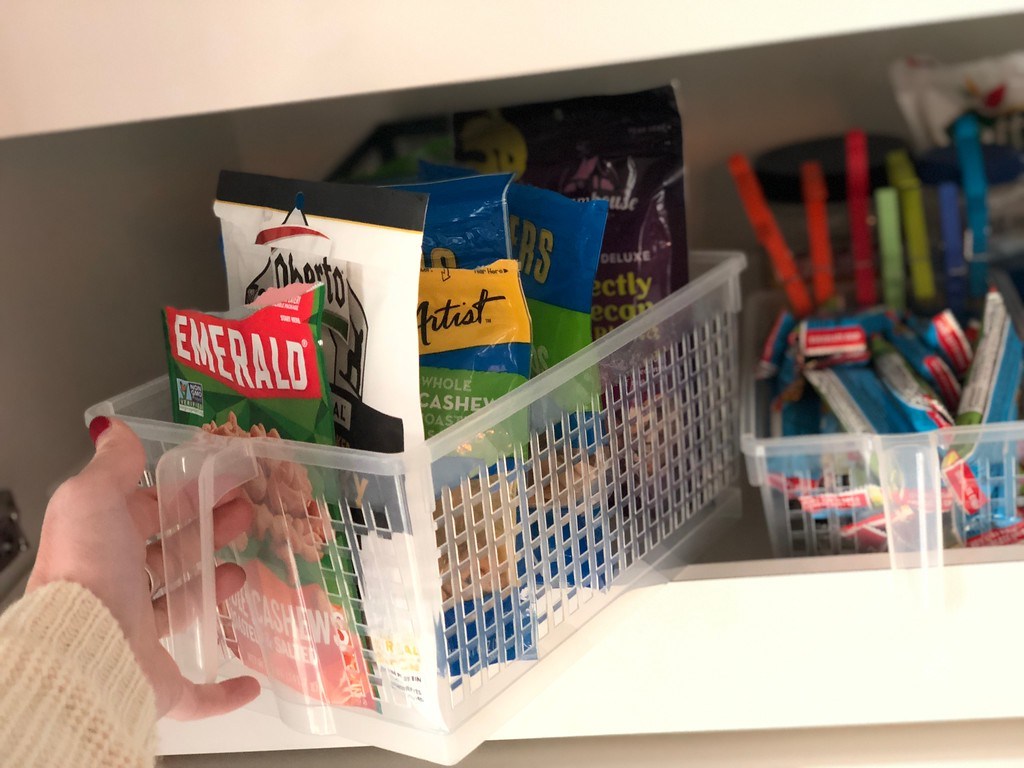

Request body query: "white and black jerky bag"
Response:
[215, 170, 428, 452]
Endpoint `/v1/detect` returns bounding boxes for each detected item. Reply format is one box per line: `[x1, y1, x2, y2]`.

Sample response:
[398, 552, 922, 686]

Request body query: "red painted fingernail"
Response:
[88, 416, 111, 444]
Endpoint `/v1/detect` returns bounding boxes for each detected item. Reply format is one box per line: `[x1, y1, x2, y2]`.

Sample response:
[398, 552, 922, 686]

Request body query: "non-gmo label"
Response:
[176, 377, 205, 416]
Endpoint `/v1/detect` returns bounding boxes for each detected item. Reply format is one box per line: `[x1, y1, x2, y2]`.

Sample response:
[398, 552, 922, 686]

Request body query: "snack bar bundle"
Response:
[758, 288, 1024, 548]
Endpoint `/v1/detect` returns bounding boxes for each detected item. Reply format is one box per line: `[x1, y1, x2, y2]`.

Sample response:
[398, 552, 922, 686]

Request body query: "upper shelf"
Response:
[4, 2, 1022, 141]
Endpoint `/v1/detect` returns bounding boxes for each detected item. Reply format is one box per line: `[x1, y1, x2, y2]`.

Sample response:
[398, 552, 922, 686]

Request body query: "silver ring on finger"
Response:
[144, 563, 160, 599]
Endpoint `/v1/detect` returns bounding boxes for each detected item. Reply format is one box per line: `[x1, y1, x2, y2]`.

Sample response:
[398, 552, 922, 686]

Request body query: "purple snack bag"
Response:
[454, 86, 688, 338]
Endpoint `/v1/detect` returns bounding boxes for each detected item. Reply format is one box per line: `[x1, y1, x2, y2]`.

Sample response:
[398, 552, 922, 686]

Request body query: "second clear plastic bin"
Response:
[742, 290, 1024, 567]
[87, 251, 745, 764]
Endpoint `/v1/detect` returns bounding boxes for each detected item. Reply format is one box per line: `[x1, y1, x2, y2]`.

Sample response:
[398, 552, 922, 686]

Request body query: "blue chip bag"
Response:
[418, 161, 609, 376]
[506, 183, 608, 376]
[418, 260, 532, 450]
[392, 173, 514, 268]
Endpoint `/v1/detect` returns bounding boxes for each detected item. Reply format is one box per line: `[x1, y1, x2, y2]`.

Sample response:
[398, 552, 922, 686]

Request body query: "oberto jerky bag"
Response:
[454, 85, 688, 338]
[215, 170, 428, 452]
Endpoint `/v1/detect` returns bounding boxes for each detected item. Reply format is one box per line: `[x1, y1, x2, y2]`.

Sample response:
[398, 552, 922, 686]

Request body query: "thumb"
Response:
[80, 416, 146, 495]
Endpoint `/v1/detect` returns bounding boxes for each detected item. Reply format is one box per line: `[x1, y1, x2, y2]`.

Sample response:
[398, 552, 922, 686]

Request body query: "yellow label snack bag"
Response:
[418, 260, 531, 456]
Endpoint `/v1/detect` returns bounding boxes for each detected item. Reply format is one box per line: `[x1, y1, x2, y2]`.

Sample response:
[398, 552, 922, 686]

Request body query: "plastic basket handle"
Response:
[156, 435, 259, 684]
[876, 436, 944, 572]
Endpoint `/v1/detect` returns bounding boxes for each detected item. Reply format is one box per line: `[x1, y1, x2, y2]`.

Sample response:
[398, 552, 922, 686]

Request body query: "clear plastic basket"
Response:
[86, 252, 745, 764]
[742, 290, 1024, 566]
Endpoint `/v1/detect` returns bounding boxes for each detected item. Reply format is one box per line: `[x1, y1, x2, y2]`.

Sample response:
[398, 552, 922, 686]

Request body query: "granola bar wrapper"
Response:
[943, 290, 1024, 546]
[162, 283, 376, 712]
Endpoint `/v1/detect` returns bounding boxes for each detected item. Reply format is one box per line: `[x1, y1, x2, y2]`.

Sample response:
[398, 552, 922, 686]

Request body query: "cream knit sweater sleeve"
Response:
[0, 582, 157, 768]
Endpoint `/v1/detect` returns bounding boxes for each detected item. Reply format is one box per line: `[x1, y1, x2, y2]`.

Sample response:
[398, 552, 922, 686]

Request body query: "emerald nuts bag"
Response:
[163, 282, 334, 443]
[215, 170, 428, 452]
[162, 282, 377, 711]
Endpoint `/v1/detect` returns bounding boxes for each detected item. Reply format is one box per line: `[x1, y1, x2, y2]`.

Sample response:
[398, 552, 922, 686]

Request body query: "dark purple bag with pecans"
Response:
[454, 85, 688, 338]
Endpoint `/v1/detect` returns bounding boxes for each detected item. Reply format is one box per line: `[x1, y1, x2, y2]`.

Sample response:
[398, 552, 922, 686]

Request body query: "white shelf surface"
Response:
[158, 557, 1024, 756]
[5, 1, 1023, 141]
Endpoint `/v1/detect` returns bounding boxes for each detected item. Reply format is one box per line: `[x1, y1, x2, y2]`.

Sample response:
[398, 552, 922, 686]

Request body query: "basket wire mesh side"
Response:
[432, 291, 741, 718]
[87, 251, 746, 762]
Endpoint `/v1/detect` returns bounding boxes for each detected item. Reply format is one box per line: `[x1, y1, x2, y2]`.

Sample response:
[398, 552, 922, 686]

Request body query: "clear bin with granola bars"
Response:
[742, 289, 1024, 564]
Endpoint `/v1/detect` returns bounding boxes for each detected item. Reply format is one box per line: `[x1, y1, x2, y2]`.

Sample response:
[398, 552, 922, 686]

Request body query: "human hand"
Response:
[27, 416, 261, 719]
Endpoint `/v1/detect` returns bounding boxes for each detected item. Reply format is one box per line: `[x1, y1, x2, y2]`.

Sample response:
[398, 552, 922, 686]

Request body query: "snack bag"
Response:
[799, 485, 885, 519]
[803, 366, 912, 435]
[215, 171, 428, 453]
[164, 283, 334, 443]
[454, 85, 688, 338]
[796, 309, 896, 366]
[908, 310, 974, 378]
[163, 283, 376, 711]
[505, 183, 607, 375]
[886, 324, 962, 412]
[417, 161, 609, 375]
[769, 350, 819, 438]
[418, 260, 532, 455]
[757, 309, 796, 380]
[769, 384, 821, 438]
[871, 335, 954, 432]
[392, 173, 514, 268]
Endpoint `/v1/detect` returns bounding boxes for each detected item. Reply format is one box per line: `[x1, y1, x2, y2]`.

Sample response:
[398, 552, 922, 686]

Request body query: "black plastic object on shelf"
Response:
[754, 135, 909, 202]
[0, 491, 28, 576]
[915, 144, 1024, 187]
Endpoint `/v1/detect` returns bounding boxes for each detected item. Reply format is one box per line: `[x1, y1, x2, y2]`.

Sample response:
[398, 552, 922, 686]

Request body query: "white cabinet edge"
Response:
[4, 1, 1022, 140]
[157, 557, 1024, 755]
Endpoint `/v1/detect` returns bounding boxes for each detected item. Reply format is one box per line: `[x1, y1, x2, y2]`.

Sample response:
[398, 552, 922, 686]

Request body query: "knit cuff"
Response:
[0, 581, 156, 765]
